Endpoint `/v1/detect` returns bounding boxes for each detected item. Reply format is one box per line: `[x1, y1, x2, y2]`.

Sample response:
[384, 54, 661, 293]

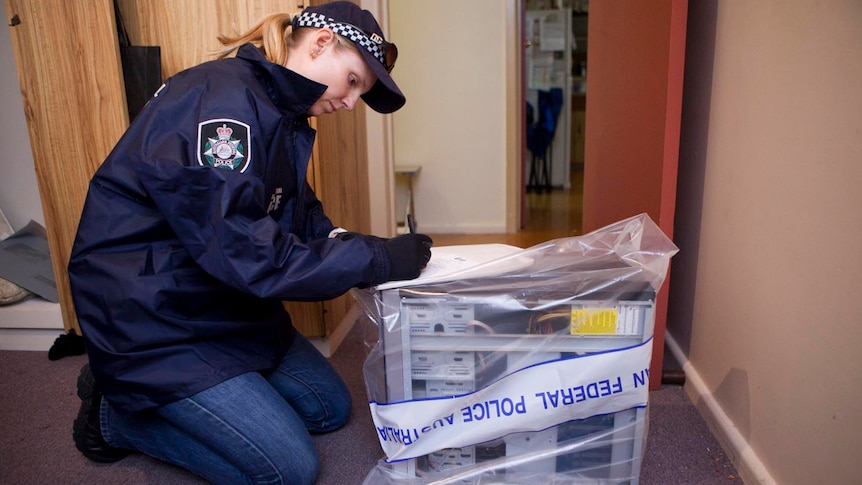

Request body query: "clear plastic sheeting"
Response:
[353, 214, 678, 484]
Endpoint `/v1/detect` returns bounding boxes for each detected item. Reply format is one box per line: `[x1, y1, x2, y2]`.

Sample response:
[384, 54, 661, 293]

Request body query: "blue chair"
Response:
[526, 88, 564, 193]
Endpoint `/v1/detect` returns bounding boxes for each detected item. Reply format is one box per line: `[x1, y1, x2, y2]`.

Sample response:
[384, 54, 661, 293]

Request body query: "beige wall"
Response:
[389, 0, 510, 233]
[6, 0, 861, 480]
[668, 1, 862, 483]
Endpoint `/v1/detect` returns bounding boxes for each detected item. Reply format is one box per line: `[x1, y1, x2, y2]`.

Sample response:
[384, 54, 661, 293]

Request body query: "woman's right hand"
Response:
[384, 234, 433, 281]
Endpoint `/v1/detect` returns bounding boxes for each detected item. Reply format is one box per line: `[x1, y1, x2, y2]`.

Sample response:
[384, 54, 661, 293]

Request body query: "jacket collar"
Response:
[236, 44, 327, 117]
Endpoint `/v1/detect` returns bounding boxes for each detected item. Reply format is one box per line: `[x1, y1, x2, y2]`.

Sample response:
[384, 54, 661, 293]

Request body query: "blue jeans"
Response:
[100, 333, 351, 485]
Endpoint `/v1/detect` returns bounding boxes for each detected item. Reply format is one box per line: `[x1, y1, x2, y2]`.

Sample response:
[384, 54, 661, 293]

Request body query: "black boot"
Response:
[72, 363, 130, 463]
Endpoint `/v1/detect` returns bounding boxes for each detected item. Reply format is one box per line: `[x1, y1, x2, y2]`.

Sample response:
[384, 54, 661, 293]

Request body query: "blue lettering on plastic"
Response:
[461, 396, 526, 422]
[377, 413, 457, 447]
[535, 377, 625, 409]
[633, 368, 650, 388]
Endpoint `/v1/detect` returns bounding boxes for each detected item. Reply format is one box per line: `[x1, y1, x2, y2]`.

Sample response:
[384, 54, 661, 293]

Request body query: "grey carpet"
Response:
[0, 319, 742, 484]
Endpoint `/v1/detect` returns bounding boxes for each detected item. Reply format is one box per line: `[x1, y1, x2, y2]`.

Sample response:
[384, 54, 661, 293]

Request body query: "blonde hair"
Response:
[216, 12, 359, 65]
[216, 13, 300, 65]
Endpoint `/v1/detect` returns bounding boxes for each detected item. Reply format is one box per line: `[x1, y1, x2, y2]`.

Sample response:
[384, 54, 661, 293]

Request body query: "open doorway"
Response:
[521, 0, 588, 237]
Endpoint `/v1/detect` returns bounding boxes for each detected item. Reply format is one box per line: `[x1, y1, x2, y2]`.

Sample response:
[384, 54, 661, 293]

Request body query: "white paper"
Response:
[375, 244, 526, 291]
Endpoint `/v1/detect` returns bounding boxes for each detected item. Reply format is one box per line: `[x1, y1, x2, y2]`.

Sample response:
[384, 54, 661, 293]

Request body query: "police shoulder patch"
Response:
[197, 119, 252, 172]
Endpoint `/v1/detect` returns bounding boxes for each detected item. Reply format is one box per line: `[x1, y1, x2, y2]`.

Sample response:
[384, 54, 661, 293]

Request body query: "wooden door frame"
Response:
[508, 1, 688, 389]
[507, 0, 525, 233]
[582, 0, 688, 389]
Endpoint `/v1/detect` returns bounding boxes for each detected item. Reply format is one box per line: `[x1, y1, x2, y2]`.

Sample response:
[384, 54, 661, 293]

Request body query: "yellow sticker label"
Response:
[570, 308, 619, 335]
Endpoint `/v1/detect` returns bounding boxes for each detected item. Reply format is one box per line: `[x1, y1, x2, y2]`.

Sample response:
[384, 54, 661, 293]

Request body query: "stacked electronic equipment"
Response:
[356, 214, 678, 484]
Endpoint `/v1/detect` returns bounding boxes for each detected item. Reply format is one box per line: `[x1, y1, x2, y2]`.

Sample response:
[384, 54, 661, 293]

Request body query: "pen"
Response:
[407, 213, 416, 234]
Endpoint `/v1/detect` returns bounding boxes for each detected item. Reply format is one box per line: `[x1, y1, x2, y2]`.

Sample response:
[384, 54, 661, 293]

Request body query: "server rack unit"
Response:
[377, 282, 656, 484]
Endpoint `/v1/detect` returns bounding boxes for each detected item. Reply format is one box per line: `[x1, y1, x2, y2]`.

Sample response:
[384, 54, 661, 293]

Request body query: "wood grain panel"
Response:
[285, 107, 372, 338]
[115, 1, 330, 334]
[315, 109, 371, 233]
[116, 0, 368, 338]
[282, 300, 324, 336]
[285, 116, 325, 337]
[118, 0, 304, 77]
[312, 107, 370, 339]
[4, 0, 128, 333]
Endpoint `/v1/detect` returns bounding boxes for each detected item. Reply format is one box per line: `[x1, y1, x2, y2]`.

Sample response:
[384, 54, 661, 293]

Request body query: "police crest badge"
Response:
[197, 119, 252, 172]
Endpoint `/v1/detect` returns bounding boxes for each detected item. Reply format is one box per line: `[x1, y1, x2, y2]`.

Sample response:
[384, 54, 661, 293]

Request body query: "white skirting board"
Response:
[0, 297, 64, 351]
[0, 297, 361, 357]
[664, 332, 777, 485]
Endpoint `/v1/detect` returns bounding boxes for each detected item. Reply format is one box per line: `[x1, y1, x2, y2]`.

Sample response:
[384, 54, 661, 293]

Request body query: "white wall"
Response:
[668, 1, 862, 483]
[0, 0, 44, 231]
[389, 0, 510, 233]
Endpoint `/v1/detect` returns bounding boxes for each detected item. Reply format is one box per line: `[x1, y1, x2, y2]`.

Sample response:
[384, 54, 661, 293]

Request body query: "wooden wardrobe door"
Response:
[6, 0, 370, 341]
[117, 0, 370, 339]
[116, 0, 305, 78]
[4, 0, 128, 333]
[289, 0, 372, 339]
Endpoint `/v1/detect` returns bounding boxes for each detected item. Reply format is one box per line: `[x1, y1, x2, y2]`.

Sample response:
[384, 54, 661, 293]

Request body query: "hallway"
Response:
[428, 166, 584, 248]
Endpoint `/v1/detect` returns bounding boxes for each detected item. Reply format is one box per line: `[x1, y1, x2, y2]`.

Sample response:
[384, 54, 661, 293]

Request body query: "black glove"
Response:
[384, 234, 433, 281]
[335, 231, 388, 244]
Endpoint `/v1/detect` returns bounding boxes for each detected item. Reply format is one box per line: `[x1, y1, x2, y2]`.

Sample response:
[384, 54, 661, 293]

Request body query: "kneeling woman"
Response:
[69, 2, 431, 484]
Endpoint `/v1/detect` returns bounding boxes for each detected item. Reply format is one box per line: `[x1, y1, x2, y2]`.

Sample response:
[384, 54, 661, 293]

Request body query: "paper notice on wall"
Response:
[529, 51, 556, 90]
[538, 12, 567, 51]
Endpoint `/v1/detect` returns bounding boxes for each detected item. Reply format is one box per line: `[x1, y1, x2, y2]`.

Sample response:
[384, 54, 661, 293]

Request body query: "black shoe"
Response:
[48, 330, 86, 361]
[72, 363, 130, 463]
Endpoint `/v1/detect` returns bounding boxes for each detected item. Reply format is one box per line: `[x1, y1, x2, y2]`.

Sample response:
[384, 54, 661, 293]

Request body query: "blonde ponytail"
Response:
[216, 13, 298, 65]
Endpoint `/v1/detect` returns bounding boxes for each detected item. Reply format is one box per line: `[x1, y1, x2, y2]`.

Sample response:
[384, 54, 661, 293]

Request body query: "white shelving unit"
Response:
[0, 298, 64, 351]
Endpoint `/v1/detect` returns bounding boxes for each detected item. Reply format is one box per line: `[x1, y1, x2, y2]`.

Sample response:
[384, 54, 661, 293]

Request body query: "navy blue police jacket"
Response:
[68, 44, 390, 413]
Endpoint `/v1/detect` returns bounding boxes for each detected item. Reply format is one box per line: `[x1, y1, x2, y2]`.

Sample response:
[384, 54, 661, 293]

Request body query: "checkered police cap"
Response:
[293, 2, 405, 113]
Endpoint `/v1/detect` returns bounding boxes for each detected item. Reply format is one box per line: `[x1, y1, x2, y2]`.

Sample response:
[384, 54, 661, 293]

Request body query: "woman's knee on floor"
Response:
[246, 442, 319, 485]
[307, 392, 351, 434]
